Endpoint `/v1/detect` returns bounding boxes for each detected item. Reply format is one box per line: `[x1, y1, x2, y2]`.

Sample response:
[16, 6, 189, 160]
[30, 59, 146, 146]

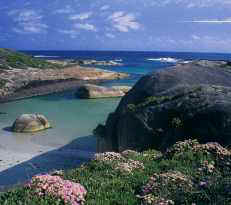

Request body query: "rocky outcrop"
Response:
[12, 114, 51, 133]
[76, 84, 125, 99]
[77, 59, 122, 66]
[95, 60, 231, 152]
[0, 48, 130, 102]
[0, 59, 129, 102]
[47, 59, 123, 67]
[111, 86, 132, 94]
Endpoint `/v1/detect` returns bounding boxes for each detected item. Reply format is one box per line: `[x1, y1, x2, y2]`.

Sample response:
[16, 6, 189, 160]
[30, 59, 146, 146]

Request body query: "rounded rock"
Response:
[12, 114, 51, 133]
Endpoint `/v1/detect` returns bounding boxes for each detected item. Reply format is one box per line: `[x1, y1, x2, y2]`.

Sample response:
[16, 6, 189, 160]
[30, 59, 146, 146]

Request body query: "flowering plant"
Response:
[25, 174, 87, 205]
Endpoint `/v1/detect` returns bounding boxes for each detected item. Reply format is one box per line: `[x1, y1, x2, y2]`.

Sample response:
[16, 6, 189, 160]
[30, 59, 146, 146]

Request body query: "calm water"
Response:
[2, 50, 231, 153]
[0, 93, 120, 154]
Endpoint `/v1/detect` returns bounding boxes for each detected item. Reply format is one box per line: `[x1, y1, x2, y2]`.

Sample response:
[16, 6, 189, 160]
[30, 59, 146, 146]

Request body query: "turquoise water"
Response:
[0, 91, 121, 153]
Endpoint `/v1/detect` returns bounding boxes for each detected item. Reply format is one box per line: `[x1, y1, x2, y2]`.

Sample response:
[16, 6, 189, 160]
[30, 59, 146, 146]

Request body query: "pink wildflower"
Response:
[25, 174, 87, 205]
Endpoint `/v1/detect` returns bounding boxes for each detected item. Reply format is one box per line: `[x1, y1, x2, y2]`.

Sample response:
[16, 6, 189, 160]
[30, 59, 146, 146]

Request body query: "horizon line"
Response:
[15, 49, 231, 55]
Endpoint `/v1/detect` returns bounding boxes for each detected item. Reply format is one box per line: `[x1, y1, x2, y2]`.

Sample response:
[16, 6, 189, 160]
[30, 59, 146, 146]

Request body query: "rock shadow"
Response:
[0, 135, 96, 191]
[2, 127, 12, 132]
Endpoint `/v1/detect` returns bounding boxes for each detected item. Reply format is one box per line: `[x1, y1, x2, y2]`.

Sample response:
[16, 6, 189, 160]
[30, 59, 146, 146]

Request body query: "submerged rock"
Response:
[96, 60, 231, 152]
[12, 114, 51, 133]
[76, 84, 125, 99]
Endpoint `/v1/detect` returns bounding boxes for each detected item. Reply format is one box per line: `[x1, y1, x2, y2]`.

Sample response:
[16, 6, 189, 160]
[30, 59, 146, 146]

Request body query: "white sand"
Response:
[0, 136, 95, 191]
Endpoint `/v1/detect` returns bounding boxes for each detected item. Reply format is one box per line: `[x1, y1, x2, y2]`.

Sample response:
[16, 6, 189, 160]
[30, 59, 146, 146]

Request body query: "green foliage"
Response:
[0, 48, 61, 70]
[170, 117, 183, 129]
[0, 188, 65, 205]
[0, 140, 231, 204]
[0, 79, 8, 88]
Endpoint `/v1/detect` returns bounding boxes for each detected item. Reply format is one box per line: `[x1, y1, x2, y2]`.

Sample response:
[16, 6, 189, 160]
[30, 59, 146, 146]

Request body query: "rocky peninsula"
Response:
[0, 48, 128, 103]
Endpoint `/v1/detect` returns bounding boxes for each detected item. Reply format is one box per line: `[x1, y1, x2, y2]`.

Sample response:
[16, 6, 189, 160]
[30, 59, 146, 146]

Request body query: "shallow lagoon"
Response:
[0, 90, 122, 188]
[0, 91, 121, 154]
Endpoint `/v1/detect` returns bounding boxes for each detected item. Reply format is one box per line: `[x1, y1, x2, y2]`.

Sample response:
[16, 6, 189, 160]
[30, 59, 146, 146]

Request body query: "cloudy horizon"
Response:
[0, 0, 230, 53]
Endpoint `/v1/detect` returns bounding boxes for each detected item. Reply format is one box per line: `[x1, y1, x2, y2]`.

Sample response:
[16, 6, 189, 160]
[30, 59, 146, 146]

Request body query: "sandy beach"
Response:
[0, 134, 96, 191]
[0, 91, 121, 190]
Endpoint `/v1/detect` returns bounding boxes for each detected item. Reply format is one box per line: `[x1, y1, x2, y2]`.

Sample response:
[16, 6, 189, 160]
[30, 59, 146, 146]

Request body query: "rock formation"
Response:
[0, 48, 129, 102]
[12, 114, 51, 133]
[76, 84, 126, 99]
[95, 60, 231, 152]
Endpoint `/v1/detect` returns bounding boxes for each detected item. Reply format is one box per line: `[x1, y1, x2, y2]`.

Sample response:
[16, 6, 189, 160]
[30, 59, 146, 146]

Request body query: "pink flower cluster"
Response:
[25, 174, 87, 205]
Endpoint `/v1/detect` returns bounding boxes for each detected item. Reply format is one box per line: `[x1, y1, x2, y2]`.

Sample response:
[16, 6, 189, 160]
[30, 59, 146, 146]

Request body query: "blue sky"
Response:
[0, 0, 231, 52]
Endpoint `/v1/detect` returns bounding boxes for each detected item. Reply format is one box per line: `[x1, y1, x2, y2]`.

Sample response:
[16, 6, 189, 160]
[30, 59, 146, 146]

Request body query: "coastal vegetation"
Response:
[0, 48, 60, 69]
[0, 139, 230, 204]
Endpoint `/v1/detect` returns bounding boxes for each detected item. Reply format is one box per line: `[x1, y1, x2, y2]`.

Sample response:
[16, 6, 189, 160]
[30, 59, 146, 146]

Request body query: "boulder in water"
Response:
[12, 114, 51, 133]
[76, 84, 125, 99]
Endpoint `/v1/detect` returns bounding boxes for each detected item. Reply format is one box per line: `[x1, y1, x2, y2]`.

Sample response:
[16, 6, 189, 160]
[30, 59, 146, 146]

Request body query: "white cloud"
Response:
[54, 5, 74, 14]
[58, 29, 79, 38]
[100, 5, 110, 10]
[149, 0, 231, 8]
[182, 18, 231, 24]
[108, 12, 141, 32]
[13, 23, 48, 34]
[8, 9, 48, 34]
[15, 10, 42, 22]
[148, 35, 231, 52]
[192, 35, 200, 40]
[59, 23, 96, 38]
[106, 33, 115, 38]
[69, 12, 92, 20]
[74, 23, 96, 31]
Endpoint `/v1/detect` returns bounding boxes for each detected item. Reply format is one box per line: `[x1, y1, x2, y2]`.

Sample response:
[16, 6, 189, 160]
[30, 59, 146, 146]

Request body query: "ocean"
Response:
[0, 51, 231, 186]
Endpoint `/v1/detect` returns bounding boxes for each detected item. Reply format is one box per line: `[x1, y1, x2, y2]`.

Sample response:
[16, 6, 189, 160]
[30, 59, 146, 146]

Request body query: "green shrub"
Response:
[0, 140, 231, 204]
[0, 48, 61, 70]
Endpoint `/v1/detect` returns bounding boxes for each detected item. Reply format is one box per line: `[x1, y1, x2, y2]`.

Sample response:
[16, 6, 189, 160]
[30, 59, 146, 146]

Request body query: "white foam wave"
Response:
[180, 60, 192, 64]
[34, 55, 60, 58]
[147, 57, 179, 63]
[114, 59, 123, 62]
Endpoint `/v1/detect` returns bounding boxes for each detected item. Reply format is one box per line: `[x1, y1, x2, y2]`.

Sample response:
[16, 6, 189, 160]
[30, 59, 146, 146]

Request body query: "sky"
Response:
[0, 0, 231, 52]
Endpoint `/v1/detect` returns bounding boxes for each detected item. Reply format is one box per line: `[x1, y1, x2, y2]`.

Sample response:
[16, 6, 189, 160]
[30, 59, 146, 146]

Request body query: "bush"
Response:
[0, 140, 231, 204]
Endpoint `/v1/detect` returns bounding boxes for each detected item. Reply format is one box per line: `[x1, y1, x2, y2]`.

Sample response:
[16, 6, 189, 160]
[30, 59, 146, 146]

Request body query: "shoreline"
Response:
[0, 66, 128, 189]
[0, 79, 102, 104]
[0, 138, 96, 191]
[0, 65, 129, 104]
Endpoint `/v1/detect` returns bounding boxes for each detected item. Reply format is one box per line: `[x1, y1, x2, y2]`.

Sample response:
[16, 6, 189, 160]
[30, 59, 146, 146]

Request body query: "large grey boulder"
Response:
[12, 114, 51, 133]
[76, 84, 125, 99]
[95, 61, 231, 152]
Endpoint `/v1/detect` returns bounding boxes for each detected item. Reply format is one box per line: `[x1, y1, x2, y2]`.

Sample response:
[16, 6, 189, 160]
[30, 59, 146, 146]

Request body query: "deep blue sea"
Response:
[1, 50, 231, 187]
[22, 50, 231, 86]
